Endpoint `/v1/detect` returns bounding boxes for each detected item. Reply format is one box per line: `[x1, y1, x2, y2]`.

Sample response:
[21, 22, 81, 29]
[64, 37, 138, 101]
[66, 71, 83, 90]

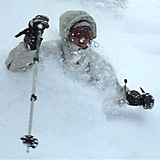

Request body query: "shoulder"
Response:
[40, 39, 62, 57]
[41, 39, 61, 50]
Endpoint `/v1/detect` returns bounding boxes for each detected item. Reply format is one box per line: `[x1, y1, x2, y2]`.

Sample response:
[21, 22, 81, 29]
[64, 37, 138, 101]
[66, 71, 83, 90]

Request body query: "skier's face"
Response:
[69, 27, 92, 49]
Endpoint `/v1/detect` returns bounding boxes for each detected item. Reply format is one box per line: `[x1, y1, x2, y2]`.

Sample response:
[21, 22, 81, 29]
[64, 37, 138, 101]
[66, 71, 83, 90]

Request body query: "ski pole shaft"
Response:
[28, 30, 41, 136]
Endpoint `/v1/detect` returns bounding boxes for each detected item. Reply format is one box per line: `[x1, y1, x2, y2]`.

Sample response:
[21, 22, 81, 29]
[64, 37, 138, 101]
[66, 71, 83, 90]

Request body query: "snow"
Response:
[0, 0, 160, 159]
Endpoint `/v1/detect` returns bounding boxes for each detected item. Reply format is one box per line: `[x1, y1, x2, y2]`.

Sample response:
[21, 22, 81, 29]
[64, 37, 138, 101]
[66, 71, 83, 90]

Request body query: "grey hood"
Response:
[59, 10, 97, 40]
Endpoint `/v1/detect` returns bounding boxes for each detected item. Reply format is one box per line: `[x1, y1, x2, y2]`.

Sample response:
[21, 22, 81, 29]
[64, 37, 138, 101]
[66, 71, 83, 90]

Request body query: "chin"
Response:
[81, 46, 88, 49]
[79, 44, 87, 49]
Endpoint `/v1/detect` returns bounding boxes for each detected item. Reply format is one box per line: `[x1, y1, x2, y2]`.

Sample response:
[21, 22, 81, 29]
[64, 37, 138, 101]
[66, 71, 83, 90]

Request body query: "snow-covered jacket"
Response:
[5, 10, 126, 104]
[5, 42, 36, 72]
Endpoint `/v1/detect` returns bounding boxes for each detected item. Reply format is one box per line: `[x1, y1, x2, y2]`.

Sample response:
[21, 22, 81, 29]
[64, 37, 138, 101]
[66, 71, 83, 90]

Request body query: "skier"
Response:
[5, 11, 155, 110]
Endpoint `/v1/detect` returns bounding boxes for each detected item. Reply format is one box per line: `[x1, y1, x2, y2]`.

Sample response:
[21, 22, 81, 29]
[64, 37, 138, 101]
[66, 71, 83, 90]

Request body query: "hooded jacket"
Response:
[5, 10, 126, 104]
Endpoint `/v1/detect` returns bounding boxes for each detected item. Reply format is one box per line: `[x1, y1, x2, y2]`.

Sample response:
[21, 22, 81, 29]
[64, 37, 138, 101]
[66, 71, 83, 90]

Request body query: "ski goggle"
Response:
[69, 28, 92, 39]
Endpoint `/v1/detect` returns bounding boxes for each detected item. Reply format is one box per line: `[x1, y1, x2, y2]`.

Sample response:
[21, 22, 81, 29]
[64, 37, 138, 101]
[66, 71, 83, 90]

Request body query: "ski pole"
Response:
[21, 30, 42, 153]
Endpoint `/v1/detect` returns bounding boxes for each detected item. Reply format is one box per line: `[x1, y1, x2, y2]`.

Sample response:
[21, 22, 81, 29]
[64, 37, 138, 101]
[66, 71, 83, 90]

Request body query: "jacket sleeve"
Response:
[5, 42, 36, 72]
[86, 51, 127, 105]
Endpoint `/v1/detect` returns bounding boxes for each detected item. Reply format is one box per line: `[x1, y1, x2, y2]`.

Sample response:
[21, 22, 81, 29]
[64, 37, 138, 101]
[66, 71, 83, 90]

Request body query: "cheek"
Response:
[70, 37, 78, 44]
[72, 38, 79, 44]
[85, 39, 90, 43]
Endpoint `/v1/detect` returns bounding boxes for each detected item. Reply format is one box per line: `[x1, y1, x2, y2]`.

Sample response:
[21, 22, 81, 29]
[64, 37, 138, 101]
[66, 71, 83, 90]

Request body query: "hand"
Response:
[126, 90, 155, 110]
[15, 15, 49, 38]
[29, 15, 49, 31]
[126, 90, 142, 106]
[141, 93, 155, 110]
[14, 15, 49, 50]
[124, 79, 154, 110]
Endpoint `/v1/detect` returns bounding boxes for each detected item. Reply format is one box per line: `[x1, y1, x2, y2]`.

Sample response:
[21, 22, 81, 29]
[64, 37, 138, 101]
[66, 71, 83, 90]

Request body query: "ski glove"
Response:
[141, 93, 155, 110]
[126, 90, 154, 110]
[15, 15, 49, 50]
[28, 15, 49, 30]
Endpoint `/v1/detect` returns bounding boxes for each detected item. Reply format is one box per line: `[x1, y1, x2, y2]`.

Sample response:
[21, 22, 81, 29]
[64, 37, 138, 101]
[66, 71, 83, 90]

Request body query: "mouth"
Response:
[78, 43, 89, 49]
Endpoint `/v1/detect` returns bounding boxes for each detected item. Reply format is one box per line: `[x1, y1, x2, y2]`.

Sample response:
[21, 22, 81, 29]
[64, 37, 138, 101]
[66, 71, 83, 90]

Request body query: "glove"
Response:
[28, 15, 49, 30]
[141, 93, 155, 110]
[126, 90, 155, 110]
[15, 15, 49, 50]
[126, 90, 142, 106]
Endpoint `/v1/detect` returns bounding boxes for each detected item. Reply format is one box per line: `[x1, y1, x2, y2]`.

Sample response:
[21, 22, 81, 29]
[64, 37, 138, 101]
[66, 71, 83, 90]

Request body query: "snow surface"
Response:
[0, 0, 160, 159]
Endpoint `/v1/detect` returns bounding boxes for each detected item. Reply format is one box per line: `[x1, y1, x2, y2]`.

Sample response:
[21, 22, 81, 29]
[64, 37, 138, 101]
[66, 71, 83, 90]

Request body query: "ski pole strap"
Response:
[15, 28, 30, 38]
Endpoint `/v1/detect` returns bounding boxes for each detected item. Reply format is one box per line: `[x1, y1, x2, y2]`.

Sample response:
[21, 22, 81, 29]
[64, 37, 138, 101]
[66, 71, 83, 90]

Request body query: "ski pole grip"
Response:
[124, 79, 128, 94]
[124, 79, 127, 84]
[35, 30, 42, 57]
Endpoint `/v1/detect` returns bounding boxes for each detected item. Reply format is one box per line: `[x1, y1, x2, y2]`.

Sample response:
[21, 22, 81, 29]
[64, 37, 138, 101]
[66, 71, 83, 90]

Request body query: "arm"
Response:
[5, 15, 49, 72]
[5, 42, 36, 72]
[85, 51, 155, 109]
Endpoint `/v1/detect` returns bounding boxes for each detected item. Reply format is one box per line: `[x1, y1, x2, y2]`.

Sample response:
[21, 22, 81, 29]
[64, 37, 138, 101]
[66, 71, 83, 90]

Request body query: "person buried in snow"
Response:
[5, 10, 155, 110]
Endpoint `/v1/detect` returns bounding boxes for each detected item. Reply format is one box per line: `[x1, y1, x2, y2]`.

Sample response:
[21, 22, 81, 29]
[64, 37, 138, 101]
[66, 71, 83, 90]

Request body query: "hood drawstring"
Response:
[92, 40, 100, 48]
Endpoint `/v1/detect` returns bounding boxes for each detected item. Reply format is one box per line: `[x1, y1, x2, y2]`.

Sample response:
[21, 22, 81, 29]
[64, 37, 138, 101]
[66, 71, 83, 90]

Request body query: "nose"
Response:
[79, 37, 86, 43]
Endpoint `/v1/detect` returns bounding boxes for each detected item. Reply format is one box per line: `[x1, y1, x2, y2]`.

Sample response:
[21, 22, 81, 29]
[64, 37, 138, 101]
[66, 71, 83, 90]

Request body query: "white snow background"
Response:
[0, 0, 160, 159]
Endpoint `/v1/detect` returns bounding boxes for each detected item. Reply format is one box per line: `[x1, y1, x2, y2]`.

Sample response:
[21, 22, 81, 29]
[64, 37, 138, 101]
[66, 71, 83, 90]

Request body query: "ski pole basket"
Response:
[21, 135, 38, 150]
